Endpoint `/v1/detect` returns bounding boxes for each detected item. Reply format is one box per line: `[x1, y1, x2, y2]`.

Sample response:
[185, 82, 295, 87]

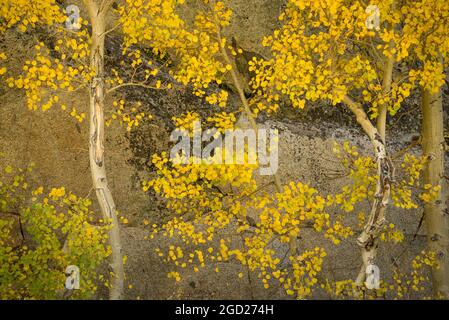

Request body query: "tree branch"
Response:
[343, 95, 393, 287]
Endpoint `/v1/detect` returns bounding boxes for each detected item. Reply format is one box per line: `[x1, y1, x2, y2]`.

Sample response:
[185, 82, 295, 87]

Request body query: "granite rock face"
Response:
[1, 0, 445, 299]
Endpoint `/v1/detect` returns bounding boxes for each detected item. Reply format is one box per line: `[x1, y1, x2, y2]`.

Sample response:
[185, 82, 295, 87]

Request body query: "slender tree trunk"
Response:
[376, 52, 394, 142]
[343, 95, 393, 288]
[347, 1, 395, 289]
[376, 0, 396, 142]
[421, 87, 449, 298]
[215, 22, 299, 257]
[216, 25, 282, 192]
[86, 0, 124, 300]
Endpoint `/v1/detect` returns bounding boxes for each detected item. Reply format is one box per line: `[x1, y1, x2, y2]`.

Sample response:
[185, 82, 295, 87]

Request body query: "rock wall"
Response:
[1, 0, 445, 299]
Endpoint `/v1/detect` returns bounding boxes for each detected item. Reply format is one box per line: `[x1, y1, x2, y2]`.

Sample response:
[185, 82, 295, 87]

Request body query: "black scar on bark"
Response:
[374, 133, 383, 143]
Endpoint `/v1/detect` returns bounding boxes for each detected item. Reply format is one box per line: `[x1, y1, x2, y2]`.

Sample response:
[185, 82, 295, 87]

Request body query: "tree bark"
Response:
[421, 87, 449, 298]
[343, 95, 393, 288]
[376, 0, 396, 142]
[376, 52, 394, 142]
[86, 0, 124, 300]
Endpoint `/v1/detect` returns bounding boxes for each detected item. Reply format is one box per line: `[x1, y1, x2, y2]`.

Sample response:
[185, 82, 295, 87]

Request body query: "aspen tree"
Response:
[399, 0, 449, 297]
[1, 0, 178, 299]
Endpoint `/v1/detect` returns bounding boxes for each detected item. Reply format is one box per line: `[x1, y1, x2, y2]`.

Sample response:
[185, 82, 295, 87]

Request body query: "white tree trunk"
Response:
[343, 96, 393, 288]
[422, 88, 449, 298]
[87, 0, 124, 300]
